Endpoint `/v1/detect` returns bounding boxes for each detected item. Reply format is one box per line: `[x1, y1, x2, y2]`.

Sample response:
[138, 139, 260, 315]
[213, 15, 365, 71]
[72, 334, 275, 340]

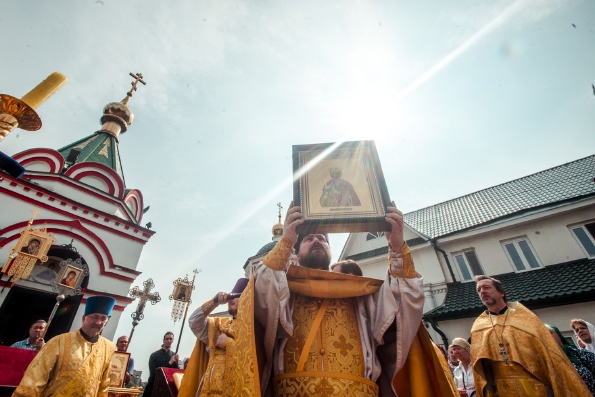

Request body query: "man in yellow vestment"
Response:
[471, 275, 591, 396]
[214, 201, 457, 397]
[188, 278, 249, 396]
[14, 296, 116, 397]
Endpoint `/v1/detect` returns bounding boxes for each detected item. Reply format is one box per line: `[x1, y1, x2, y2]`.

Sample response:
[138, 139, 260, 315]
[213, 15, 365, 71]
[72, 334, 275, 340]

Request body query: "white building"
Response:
[339, 155, 595, 347]
[0, 87, 154, 344]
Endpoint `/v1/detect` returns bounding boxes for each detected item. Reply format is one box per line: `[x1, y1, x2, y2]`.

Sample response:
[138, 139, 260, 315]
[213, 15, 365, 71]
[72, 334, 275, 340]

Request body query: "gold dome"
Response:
[100, 98, 134, 133]
[272, 222, 283, 238]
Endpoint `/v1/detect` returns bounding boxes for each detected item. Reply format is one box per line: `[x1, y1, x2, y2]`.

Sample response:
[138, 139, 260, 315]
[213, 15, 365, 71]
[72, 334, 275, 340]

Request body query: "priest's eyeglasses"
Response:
[87, 314, 110, 324]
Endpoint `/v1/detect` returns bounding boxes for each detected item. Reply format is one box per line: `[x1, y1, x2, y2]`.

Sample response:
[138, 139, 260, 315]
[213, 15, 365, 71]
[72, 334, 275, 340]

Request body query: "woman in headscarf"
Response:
[547, 324, 595, 395]
[572, 319, 595, 352]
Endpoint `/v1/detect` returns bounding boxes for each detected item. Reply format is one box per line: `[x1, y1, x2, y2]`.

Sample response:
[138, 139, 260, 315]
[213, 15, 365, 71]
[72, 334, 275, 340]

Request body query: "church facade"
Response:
[339, 155, 595, 347]
[0, 83, 153, 344]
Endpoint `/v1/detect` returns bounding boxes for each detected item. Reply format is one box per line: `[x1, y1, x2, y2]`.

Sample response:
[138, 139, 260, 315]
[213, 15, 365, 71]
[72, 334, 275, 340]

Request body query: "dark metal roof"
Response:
[404, 155, 595, 239]
[424, 258, 595, 321]
[243, 240, 279, 270]
[257, 241, 278, 255]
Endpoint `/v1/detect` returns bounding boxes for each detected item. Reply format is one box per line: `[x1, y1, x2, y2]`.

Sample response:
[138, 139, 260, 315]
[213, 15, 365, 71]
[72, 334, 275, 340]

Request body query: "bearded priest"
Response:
[14, 296, 116, 397]
[471, 276, 591, 396]
[220, 201, 458, 397]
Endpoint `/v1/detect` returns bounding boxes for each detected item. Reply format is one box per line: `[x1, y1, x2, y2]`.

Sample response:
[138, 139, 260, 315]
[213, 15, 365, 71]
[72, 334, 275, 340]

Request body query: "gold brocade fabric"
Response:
[388, 243, 416, 279]
[14, 330, 115, 397]
[393, 326, 459, 397]
[286, 265, 383, 298]
[263, 236, 294, 271]
[177, 339, 209, 397]
[199, 317, 234, 397]
[471, 302, 592, 397]
[485, 362, 548, 397]
[274, 372, 378, 397]
[274, 294, 378, 397]
[224, 276, 260, 396]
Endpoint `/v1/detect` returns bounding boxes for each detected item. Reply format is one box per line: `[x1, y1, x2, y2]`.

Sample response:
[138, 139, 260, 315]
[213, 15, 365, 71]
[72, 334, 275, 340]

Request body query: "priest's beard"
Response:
[299, 250, 331, 271]
[481, 296, 497, 306]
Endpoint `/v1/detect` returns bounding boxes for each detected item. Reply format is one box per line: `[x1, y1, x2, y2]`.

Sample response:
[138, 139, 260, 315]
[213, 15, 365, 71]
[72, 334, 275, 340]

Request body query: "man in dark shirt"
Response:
[143, 331, 180, 397]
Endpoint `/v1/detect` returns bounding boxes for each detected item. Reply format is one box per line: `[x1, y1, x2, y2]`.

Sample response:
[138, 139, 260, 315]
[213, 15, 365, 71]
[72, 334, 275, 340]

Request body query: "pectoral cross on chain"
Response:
[499, 343, 509, 364]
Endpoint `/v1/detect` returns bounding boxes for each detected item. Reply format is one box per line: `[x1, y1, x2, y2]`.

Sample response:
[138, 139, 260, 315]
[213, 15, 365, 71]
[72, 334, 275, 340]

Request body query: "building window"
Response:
[453, 249, 484, 281]
[366, 232, 385, 241]
[502, 238, 541, 272]
[570, 222, 595, 258]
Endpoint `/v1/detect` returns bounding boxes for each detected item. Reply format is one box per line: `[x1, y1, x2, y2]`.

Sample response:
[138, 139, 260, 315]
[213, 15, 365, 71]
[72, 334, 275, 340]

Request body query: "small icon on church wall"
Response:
[58, 265, 83, 289]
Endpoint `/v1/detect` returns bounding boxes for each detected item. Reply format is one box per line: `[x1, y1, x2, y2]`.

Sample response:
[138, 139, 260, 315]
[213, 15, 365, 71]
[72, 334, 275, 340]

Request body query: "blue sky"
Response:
[3, 0, 594, 376]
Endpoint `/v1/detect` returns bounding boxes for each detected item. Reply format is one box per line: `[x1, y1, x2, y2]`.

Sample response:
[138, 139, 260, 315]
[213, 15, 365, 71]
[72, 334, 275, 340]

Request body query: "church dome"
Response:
[100, 98, 134, 133]
[272, 222, 283, 238]
[256, 241, 278, 256]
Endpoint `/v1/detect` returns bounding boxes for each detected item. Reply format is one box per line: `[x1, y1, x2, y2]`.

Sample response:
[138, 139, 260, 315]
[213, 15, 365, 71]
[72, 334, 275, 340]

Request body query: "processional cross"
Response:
[127, 278, 160, 348]
[127, 72, 146, 97]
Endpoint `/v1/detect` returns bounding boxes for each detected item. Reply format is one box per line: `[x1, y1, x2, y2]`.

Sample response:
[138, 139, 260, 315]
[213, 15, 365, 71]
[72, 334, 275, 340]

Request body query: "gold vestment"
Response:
[14, 329, 115, 397]
[217, 240, 458, 396]
[471, 302, 591, 397]
[199, 317, 235, 397]
[177, 339, 209, 397]
[273, 294, 378, 396]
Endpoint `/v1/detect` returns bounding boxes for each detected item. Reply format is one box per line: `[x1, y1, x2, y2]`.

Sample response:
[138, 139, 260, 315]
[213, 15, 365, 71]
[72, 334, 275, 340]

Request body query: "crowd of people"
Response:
[8, 201, 595, 396]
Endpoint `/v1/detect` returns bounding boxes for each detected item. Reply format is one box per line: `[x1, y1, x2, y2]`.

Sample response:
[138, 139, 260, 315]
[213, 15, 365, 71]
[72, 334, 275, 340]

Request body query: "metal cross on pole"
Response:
[127, 278, 160, 349]
[127, 72, 146, 97]
[277, 202, 283, 223]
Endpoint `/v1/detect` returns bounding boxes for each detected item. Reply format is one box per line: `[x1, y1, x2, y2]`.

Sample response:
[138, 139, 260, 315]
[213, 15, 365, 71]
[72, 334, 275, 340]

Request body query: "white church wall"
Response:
[434, 317, 477, 342]
[22, 161, 52, 173]
[357, 256, 387, 280]
[423, 282, 448, 313]
[433, 200, 595, 281]
[344, 232, 390, 257]
[89, 226, 145, 271]
[411, 245, 444, 285]
[23, 173, 141, 224]
[532, 302, 595, 341]
[24, 176, 122, 216]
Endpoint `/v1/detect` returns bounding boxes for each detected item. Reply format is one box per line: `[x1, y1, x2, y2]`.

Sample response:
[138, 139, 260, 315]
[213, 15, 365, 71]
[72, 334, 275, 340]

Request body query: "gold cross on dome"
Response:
[127, 72, 147, 97]
[277, 202, 283, 223]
